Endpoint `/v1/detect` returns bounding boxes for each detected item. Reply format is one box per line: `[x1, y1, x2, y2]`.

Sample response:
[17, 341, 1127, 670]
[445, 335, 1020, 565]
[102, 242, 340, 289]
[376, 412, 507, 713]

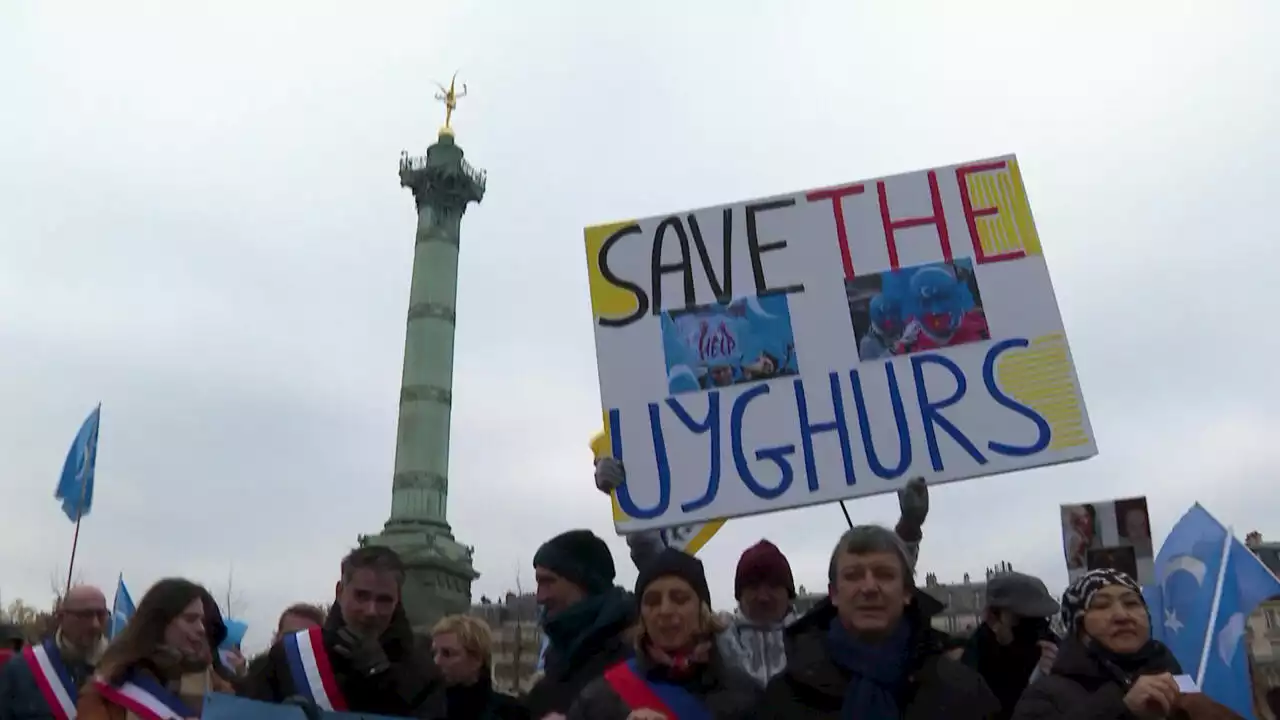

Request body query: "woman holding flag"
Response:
[566, 548, 759, 720]
[76, 579, 235, 720]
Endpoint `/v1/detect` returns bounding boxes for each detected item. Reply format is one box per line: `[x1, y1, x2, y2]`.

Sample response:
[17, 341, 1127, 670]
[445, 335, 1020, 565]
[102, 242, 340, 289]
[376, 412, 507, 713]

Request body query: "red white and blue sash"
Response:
[22, 640, 78, 720]
[92, 673, 195, 720]
[283, 626, 348, 711]
[603, 659, 712, 720]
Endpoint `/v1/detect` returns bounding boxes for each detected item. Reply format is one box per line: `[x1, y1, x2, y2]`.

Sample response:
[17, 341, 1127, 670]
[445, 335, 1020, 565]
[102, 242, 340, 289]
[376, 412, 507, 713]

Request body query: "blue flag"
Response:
[1200, 539, 1280, 718]
[1152, 504, 1230, 680]
[54, 406, 101, 522]
[221, 619, 248, 650]
[110, 575, 135, 639]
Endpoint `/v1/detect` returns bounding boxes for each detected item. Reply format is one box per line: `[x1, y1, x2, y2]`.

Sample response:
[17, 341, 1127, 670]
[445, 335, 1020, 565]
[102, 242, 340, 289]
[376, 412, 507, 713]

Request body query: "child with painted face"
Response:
[896, 266, 990, 353]
[567, 549, 760, 720]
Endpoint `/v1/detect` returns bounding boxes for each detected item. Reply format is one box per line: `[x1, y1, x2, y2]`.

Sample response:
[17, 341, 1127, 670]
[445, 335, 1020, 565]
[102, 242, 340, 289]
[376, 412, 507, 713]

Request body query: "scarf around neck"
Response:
[825, 618, 913, 720]
[1085, 636, 1181, 686]
[543, 587, 631, 669]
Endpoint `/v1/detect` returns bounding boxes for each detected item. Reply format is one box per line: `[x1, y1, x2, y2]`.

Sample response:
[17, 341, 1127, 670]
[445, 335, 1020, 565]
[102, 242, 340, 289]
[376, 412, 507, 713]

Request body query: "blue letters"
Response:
[911, 353, 987, 472]
[666, 394, 723, 511]
[850, 363, 913, 479]
[983, 339, 1052, 456]
[795, 374, 855, 489]
[611, 405, 671, 520]
[730, 384, 796, 499]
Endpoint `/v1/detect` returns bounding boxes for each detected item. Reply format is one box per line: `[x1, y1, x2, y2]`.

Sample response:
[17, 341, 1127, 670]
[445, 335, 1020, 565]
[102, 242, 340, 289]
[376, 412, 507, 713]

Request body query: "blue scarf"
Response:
[543, 587, 632, 671]
[824, 619, 912, 720]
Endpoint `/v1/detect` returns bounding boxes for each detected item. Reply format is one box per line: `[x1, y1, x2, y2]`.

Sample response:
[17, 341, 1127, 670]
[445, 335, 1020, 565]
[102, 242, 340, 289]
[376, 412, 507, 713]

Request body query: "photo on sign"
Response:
[1061, 496, 1155, 585]
[1087, 546, 1139, 580]
[659, 294, 799, 396]
[845, 258, 990, 361]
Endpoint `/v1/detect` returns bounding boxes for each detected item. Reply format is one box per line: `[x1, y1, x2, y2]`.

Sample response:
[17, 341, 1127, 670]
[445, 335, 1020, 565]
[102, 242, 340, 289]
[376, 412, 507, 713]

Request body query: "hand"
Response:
[897, 477, 929, 529]
[1123, 673, 1180, 719]
[1035, 641, 1057, 674]
[332, 627, 391, 676]
[595, 457, 626, 494]
[626, 711, 669, 720]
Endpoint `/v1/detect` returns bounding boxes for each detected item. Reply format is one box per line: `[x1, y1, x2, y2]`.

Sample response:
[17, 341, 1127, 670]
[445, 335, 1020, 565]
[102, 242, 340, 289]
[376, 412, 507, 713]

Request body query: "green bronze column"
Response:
[362, 85, 485, 632]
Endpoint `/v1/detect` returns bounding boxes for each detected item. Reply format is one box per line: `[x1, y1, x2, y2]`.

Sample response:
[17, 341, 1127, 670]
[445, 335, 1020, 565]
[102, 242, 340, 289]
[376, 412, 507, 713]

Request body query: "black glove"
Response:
[332, 627, 391, 677]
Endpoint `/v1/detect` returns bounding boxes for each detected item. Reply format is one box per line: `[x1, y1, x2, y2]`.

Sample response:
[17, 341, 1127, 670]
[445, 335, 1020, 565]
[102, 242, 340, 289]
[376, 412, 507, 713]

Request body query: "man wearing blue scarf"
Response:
[523, 529, 635, 719]
[759, 525, 999, 719]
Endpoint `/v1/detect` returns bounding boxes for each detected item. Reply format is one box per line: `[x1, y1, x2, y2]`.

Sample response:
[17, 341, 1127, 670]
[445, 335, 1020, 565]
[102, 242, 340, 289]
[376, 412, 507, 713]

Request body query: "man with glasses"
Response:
[0, 585, 108, 720]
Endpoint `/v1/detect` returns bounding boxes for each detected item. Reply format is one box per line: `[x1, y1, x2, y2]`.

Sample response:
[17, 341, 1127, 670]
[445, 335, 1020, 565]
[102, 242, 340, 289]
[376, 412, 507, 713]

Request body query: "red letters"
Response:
[805, 183, 865, 280]
[877, 170, 952, 271]
[956, 160, 1025, 265]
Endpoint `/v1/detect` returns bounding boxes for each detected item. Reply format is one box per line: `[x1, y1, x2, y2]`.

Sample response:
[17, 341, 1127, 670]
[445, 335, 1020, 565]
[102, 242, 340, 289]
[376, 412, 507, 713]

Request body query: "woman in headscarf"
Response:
[77, 578, 236, 720]
[567, 548, 759, 719]
[1012, 569, 1244, 720]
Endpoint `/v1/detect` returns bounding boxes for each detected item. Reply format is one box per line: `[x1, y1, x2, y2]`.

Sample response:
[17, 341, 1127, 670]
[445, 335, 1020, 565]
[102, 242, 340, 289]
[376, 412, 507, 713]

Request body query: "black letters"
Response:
[650, 217, 695, 317]
[685, 208, 733, 302]
[597, 223, 649, 328]
[745, 198, 805, 297]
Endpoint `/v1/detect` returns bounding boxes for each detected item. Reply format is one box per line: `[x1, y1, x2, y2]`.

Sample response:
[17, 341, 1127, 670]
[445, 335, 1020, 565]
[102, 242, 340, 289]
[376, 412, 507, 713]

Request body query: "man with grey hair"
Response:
[759, 525, 998, 719]
[0, 585, 108, 720]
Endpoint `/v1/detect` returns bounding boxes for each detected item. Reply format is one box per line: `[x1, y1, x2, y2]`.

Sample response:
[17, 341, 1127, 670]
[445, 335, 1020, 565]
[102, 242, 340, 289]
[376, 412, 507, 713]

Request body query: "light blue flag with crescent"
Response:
[1152, 503, 1280, 719]
[1199, 538, 1280, 718]
[109, 575, 135, 640]
[54, 405, 101, 522]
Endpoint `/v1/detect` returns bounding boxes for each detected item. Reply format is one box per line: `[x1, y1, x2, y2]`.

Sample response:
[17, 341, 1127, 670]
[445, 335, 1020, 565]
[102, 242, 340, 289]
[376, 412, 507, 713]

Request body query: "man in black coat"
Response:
[760, 525, 1000, 719]
[241, 546, 445, 718]
[522, 529, 635, 719]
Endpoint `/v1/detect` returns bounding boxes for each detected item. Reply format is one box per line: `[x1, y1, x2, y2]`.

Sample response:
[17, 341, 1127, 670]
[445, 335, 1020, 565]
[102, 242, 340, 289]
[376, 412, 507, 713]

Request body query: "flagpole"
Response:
[63, 403, 100, 598]
[1196, 526, 1234, 687]
[109, 572, 120, 639]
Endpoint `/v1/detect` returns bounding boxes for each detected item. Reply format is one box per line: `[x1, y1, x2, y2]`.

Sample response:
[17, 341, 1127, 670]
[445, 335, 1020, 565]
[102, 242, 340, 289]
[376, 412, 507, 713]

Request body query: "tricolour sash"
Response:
[23, 640, 78, 720]
[603, 659, 712, 720]
[282, 626, 348, 711]
[92, 673, 195, 720]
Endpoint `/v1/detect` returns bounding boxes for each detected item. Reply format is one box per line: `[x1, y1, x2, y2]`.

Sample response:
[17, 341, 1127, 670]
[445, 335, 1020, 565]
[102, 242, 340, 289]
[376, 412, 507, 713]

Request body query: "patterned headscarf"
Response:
[1059, 568, 1144, 635]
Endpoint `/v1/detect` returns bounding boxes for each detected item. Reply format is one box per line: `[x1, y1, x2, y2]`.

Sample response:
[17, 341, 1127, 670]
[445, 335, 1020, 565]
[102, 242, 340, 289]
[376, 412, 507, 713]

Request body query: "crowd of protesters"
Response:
[0, 453, 1255, 719]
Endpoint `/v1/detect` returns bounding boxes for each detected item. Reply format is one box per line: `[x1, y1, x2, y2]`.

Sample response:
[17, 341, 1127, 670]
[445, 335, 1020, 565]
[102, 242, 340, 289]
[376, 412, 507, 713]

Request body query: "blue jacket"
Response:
[0, 644, 94, 720]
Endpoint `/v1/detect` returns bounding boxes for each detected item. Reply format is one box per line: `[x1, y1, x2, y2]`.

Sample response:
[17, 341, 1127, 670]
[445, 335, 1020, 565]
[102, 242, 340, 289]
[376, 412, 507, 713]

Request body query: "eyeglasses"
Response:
[63, 608, 110, 620]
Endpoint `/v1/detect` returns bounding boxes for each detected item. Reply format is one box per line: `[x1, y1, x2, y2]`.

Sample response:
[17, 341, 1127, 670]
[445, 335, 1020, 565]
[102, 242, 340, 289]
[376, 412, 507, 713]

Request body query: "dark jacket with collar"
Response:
[241, 605, 445, 719]
[420, 668, 527, 720]
[521, 591, 636, 719]
[0, 639, 96, 720]
[1010, 636, 1243, 720]
[566, 647, 760, 720]
[759, 598, 1000, 719]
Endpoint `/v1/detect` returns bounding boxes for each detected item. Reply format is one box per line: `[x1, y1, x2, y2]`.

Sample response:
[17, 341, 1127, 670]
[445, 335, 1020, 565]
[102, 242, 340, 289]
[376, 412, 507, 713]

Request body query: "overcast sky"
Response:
[2, 1, 1277, 651]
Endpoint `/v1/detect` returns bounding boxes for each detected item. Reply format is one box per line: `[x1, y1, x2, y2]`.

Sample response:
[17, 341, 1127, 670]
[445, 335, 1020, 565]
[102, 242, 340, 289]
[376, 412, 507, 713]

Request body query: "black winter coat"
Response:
[566, 649, 759, 720]
[758, 598, 1001, 720]
[1009, 636, 1243, 720]
[420, 670, 527, 720]
[521, 593, 636, 719]
[240, 605, 445, 719]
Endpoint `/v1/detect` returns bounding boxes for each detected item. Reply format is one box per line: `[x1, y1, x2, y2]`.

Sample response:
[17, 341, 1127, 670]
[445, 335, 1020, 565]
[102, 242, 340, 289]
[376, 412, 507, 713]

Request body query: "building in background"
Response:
[361, 89, 487, 632]
[921, 572, 986, 637]
[472, 592, 541, 694]
[1245, 532, 1280, 718]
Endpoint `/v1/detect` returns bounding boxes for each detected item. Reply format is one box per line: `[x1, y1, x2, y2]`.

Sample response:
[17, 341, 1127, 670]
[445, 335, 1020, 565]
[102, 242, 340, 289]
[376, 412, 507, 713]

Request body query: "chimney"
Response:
[1246, 531, 1263, 549]
[963, 572, 970, 584]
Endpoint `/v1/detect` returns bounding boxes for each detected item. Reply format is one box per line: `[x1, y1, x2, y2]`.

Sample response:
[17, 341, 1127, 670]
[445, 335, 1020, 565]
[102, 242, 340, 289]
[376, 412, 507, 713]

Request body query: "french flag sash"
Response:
[603, 659, 712, 720]
[282, 626, 348, 711]
[22, 640, 78, 720]
[92, 672, 195, 720]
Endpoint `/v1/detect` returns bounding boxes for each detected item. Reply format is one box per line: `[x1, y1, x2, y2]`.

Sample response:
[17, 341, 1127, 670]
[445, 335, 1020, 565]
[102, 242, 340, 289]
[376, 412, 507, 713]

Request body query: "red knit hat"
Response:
[735, 540, 795, 599]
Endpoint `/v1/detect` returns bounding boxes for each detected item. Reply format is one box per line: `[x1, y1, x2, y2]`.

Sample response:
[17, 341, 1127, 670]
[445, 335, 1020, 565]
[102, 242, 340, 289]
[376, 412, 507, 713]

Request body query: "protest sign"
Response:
[1061, 496, 1154, 585]
[585, 155, 1096, 532]
[202, 693, 410, 720]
